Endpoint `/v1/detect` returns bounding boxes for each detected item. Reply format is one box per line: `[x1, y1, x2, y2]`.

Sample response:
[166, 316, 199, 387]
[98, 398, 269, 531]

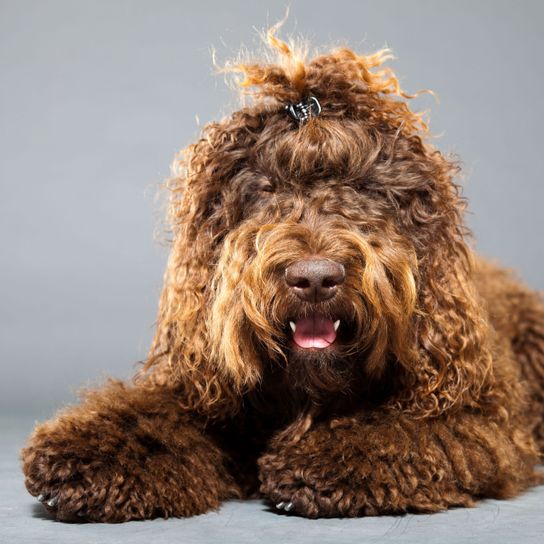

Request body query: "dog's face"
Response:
[146, 44, 491, 417]
[206, 114, 438, 398]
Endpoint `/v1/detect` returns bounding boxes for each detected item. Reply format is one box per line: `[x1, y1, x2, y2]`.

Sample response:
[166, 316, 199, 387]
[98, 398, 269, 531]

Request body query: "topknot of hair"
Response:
[217, 17, 432, 138]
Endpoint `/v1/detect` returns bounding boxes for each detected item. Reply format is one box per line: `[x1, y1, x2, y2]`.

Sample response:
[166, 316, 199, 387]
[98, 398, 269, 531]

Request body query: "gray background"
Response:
[1, 2, 544, 543]
[1, 0, 543, 417]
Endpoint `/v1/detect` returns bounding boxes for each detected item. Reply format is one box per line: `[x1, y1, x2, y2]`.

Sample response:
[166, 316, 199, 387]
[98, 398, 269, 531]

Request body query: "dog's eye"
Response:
[256, 179, 275, 193]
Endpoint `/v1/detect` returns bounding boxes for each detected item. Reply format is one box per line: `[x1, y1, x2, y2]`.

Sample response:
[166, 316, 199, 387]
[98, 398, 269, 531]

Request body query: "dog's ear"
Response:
[402, 243, 493, 416]
[393, 157, 494, 417]
[136, 119, 257, 416]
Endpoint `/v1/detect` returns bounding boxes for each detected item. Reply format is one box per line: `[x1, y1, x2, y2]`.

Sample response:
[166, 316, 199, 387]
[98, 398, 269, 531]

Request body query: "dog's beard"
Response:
[283, 346, 359, 397]
[249, 336, 364, 420]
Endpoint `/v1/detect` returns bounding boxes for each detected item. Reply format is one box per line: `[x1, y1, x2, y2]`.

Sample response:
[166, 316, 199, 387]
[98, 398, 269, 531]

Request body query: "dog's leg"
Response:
[258, 410, 540, 518]
[509, 291, 544, 453]
[21, 381, 241, 522]
[475, 258, 544, 452]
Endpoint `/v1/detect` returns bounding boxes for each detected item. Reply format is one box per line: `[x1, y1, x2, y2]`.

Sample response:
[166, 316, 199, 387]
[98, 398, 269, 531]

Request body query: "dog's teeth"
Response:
[289, 321, 296, 332]
[334, 320, 340, 331]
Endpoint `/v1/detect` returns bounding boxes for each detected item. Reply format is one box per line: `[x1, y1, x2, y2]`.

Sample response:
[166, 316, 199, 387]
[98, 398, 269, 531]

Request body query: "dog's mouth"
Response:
[287, 313, 341, 349]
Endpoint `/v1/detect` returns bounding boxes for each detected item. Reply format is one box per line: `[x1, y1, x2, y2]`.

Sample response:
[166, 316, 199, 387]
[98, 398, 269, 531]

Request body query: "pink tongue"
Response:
[293, 315, 337, 349]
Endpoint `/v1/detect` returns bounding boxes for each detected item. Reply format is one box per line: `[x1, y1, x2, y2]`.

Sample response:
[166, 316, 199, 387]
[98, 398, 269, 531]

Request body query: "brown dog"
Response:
[21, 27, 544, 521]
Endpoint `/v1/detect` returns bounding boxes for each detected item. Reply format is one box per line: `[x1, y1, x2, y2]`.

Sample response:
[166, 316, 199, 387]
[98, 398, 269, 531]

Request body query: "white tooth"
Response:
[289, 321, 296, 332]
[334, 320, 340, 331]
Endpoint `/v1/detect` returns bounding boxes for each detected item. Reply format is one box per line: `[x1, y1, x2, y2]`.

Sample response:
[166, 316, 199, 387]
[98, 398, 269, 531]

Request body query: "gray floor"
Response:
[2, 417, 543, 544]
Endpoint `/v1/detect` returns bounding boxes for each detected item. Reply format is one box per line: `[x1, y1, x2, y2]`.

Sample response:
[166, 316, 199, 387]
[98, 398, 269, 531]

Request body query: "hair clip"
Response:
[285, 96, 321, 124]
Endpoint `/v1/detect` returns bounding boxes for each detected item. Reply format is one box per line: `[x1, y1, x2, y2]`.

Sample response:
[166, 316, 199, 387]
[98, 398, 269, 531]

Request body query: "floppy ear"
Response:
[392, 154, 494, 417]
[399, 240, 493, 416]
[136, 116, 259, 416]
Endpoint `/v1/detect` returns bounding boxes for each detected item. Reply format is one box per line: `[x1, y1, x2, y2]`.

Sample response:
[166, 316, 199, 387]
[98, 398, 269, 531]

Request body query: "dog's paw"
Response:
[257, 421, 375, 518]
[21, 420, 227, 522]
[267, 486, 324, 518]
[21, 420, 140, 522]
[262, 475, 365, 518]
[34, 489, 86, 521]
[22, 443, 120, 522]
[258, 451, 362, 518]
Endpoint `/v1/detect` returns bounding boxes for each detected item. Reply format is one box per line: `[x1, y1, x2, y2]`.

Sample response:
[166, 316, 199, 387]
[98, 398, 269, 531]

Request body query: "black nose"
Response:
[285, 259, 345, 303]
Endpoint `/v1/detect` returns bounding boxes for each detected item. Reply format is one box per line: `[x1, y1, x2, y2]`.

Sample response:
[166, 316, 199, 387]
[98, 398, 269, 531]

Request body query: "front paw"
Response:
[257, 414, 412, 518]
[258, 415, 479, 518]
[22, 431, 131, 522]
[259, 466, 367, 518]
[258, 449, 369, 518]
[25, 468, 98, 521]
[21, 411, 238, 522]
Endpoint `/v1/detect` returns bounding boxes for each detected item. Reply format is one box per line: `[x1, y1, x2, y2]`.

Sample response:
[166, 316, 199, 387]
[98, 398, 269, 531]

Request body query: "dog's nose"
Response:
[285, 259, 345, 303]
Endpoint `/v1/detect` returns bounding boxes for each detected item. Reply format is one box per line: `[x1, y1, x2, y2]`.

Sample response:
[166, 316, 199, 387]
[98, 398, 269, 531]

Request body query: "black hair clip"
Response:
[285, 96, 321, 124]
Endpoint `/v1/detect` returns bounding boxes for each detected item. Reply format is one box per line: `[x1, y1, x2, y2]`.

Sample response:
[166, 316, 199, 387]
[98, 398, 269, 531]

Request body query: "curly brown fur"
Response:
[21, 24, 544, 522]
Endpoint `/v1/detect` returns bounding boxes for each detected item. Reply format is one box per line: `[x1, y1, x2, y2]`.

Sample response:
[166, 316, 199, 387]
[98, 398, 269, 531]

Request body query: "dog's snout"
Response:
[285, 259, 345, 303]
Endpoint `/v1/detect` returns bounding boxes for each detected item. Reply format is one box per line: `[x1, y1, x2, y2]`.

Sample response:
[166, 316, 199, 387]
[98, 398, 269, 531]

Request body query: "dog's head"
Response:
[140, 29, 492, 418]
